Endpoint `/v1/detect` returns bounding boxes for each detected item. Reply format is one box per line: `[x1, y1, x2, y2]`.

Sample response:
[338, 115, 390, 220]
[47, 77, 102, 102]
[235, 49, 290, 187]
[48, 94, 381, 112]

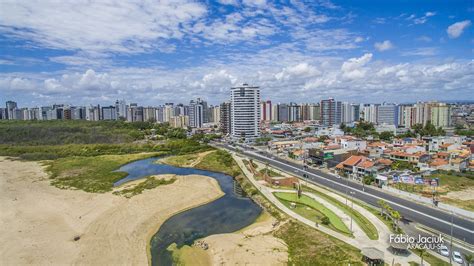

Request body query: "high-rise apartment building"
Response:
[261, 100, 272, 121]
[320, 98, 342, 126]
[431, 103, 451, 128]
[5, 101, 17, 120]
[101, 106, 117, 120]
[230, 84, 261, 140]
[220, 102, 231, 135]
[115, 100, 127, 120]
[189, 98, 206, 128]
[288, 102, 301, 122]
[377, 104, 398, 126]
[277, 103, 289, 122]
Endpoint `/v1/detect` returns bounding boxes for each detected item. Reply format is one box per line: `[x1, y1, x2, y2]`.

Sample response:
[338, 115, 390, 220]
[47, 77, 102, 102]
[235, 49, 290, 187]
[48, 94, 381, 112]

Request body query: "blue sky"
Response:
[0, 0, 472, 106]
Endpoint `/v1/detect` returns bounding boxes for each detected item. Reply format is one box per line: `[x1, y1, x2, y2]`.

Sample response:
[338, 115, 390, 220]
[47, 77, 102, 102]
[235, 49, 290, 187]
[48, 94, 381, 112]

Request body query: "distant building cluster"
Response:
[259, 99, 456, 130]
[0, 99, 221, 130]
[2, 86, 474, 143]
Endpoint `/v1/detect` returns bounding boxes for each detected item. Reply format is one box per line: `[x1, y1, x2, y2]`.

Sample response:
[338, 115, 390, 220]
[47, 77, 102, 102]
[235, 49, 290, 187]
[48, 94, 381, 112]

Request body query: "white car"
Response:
[452, 251, 463, 264]
[438, 245, 449, 257]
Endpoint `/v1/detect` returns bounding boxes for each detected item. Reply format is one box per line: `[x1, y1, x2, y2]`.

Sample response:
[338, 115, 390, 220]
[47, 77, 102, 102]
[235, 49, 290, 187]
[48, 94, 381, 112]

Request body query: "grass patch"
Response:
[259, 168, 281, 177]
[302, 186, 379, 240]
[47, 153, 158, 193]
[159, 153, 200, 167]
[113, 175, 176, 198]
[274, 192, 352, 236]
[411, 249, 449, 266]
[167, 243, 210, 266]
[274, 220, 363, 266]
[195, 150, 242, 177]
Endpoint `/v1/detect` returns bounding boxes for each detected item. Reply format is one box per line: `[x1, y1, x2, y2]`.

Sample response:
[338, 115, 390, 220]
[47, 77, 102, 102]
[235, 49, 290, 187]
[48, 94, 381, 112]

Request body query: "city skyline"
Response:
[0, 1, 473, 106]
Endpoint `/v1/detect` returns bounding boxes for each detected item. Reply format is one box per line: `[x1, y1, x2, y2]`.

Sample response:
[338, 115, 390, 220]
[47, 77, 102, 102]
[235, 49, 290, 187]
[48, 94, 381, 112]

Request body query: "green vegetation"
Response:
[47, 153, 158, 193]
[167, 243, 210, 266]
[0, 120, 161, 145]
[341, 121, 377, 138]
[259, 168, 280, 177]
[391, 161, 418, 171]
[379, 131, 394, 141]
[302, 186, 379, 240]
[255, 136, 272, 145]
[159, 153, 201, 167]
[411, 249, 449, 266]
[195, 149, 242, 177]
[113, 175, 176, 198]
[274, 221, 363, 266]
[274, 192, 352, 236]
[430, 171, 474, 191]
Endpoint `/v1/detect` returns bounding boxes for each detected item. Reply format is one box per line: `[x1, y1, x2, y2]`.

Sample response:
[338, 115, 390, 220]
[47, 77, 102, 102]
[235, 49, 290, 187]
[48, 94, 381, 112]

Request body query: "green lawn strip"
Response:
[274, 220, 363, 266]
[47, 153, 159, 193]
[113, 175, 176, 198]
[411, 249, 449, 266]
[302, 186, 379, 240]
[274, 192, 352, 236]
[258, 168, 281, 177]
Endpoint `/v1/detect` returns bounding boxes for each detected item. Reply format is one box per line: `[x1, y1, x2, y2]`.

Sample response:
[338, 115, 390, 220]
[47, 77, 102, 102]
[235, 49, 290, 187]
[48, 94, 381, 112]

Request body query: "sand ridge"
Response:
[0, 157, 224, 265]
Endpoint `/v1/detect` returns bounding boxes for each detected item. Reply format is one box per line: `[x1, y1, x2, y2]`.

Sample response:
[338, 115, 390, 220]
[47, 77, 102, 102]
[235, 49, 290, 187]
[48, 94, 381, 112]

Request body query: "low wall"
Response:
[381, 185, 474, 220]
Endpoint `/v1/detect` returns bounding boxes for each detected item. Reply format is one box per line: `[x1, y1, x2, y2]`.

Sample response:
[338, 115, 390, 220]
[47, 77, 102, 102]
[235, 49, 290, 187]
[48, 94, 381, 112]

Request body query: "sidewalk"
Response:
[233, 153, 427, 266]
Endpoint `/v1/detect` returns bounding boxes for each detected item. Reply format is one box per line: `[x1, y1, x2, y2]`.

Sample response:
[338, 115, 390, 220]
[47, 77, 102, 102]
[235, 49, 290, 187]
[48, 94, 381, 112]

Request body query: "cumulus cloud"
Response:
[341, 53, 372, 79]
[374, 40, 394, 51]
[447, 20, 472, 38]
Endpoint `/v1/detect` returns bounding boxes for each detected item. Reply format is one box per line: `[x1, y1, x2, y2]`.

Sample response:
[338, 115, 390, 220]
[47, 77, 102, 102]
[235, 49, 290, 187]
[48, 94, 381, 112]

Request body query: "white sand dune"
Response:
[0, 157, 223, 265]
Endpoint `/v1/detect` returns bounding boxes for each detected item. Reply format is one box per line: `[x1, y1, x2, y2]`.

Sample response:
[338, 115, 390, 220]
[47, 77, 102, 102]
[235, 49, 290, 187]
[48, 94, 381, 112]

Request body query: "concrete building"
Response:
[277, 103, 289, 122]
[101, 106, 117, 120]
[170, 115, 189, 128]
[220, 102, 231, 135]
[261, 100, 272, 121]
[431, 104, 451, 128]
[5, 101, 17, 120]
[377, 104, 398, 126]
[189, 98, 206, 128]
[321, 98, 342, 126]
[230, 84, 261, 140]
[115, 100, 127, 120]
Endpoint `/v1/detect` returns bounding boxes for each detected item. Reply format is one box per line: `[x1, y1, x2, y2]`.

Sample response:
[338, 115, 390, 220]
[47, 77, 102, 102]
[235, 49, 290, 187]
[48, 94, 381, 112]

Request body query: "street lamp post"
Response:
[349, 191, 355, 233]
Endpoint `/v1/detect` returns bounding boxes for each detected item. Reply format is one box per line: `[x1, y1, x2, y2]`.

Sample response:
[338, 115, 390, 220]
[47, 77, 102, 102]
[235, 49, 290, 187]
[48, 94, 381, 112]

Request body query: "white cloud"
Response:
[416, 35, 432, 42]
[0, 1, 206, 54]
[374, 40, 394, 51]
[341, 53, 373, 79]
[400, 47, 438, 56]
[217, 0, 239, 6]
[447, 20, 472, 38]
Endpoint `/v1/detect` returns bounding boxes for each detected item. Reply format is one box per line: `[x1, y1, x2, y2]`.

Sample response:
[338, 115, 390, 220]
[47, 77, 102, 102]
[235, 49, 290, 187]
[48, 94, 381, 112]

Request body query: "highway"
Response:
[214, 142, 474, 247]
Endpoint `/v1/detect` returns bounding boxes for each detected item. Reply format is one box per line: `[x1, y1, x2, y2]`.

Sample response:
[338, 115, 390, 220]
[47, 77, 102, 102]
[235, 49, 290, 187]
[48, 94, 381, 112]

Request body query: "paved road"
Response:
[214, 142, 474, 247]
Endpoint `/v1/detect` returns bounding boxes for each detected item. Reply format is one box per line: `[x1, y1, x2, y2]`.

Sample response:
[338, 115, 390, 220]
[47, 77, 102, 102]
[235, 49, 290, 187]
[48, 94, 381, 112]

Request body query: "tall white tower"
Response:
[230, 84, 261, 141]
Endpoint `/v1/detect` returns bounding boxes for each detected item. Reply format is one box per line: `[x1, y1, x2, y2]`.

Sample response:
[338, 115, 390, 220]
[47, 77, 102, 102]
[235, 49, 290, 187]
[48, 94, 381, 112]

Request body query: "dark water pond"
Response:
[114, 157, 262, 266]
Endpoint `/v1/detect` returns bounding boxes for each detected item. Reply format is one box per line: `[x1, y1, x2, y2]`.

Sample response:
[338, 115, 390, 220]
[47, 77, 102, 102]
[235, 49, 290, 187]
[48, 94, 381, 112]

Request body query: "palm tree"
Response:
[391, 210, 401, 232]
[418, 249, 425, 265]
[377, 199, 385, 217]
[465, 254, 473, 266]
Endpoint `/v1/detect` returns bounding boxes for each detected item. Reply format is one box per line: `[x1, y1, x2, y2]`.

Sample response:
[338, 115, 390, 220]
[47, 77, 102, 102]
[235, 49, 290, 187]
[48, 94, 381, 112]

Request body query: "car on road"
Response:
[452, 251, 463, 264]
[438, 245, 449, 257]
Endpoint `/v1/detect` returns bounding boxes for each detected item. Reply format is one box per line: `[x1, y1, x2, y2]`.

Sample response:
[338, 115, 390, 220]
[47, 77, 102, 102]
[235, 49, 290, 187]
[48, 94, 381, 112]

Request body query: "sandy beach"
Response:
[0, 156, 224, 265]
[175, 213, 288, 265]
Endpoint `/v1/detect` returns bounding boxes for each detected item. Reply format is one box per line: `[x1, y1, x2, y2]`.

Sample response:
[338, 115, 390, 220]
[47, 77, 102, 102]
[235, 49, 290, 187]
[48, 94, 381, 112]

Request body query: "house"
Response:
[387, 151, 430, 164]
[336, 155, 391, 180]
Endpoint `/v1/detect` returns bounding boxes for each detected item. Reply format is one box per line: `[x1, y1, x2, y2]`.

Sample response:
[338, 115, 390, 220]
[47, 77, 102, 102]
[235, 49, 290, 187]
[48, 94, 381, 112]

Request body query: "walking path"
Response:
[233, 154, 427, 266]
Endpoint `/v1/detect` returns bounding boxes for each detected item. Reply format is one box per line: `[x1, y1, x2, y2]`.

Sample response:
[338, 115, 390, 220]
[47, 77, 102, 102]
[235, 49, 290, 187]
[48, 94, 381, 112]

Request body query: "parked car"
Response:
[438, 245, 449, 257]
[452, 251, 464, 264]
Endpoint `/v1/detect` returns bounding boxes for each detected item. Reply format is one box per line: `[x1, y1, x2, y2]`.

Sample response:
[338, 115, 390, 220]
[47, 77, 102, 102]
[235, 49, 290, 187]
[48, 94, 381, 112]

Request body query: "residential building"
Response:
[261, 100, 272, 121]
[189, 98, 206, 128]
[321, 98, 342, 126]
[431, 103, 451, 128]
[170, 115, 189, 128]
[220, 102, 231, 135]
[230, 84, 261, 140]
[101, 106, 117, 120]
[5, 101, 17, 120]
[377, 104, 398, 126]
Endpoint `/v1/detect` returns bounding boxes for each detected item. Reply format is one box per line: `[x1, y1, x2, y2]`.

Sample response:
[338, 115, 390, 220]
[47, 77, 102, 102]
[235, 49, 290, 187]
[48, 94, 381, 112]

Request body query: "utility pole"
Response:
[449, 210, 453, 265]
